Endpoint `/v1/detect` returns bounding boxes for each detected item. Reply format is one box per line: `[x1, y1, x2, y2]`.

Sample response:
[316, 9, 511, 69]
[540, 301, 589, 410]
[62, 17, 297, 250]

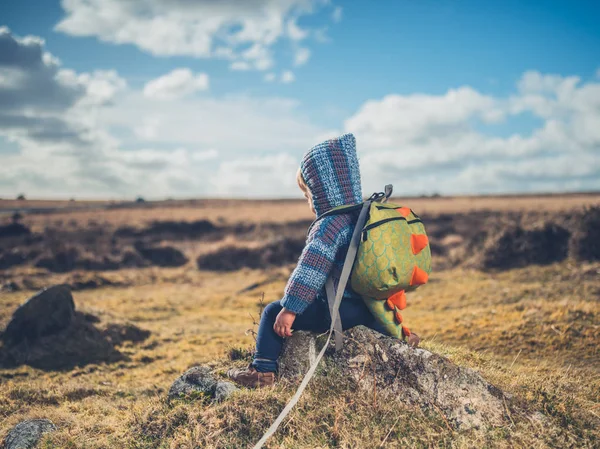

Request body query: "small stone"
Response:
[168, 365, 217, 401]
[214, 381, 239, 402]
[2, 419, 57, 449]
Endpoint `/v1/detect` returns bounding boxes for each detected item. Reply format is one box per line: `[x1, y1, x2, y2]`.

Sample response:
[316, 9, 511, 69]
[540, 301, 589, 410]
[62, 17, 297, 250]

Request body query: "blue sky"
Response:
[0, 0, 599, 199]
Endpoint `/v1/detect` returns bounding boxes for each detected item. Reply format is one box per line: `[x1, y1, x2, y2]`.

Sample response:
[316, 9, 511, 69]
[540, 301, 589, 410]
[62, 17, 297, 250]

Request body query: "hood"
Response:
[300, 133, 363, 218]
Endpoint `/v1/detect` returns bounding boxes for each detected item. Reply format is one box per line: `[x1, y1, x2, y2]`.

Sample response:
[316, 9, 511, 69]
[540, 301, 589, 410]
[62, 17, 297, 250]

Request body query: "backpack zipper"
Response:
[362, 217, 422, 241]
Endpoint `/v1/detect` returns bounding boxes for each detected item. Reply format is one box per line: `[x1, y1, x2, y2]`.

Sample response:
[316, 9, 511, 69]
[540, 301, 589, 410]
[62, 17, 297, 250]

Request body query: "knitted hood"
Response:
[300, 133, 363, 218]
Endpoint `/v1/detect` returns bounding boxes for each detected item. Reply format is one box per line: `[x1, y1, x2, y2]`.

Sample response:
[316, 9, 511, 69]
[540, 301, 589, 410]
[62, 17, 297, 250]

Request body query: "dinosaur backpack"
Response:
[254, 186, 431, 448]
[309, 185, 432, 341]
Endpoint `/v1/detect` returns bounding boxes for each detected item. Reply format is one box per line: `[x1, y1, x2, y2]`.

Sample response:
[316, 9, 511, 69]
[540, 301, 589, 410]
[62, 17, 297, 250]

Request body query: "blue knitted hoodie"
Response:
[280, 133, 364, 315]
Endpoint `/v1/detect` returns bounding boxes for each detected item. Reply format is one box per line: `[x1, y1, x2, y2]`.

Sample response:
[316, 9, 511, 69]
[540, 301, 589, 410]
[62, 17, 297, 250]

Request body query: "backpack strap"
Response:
[252, 200, 372, 449]
[306, 185, 394, 236]
[252, 185, 394, 449]
[306, 203, 363, 236]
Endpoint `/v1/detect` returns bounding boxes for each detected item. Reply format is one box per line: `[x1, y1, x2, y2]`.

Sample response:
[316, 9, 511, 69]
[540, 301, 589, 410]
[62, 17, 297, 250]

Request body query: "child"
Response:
[228, 133, 388, 388]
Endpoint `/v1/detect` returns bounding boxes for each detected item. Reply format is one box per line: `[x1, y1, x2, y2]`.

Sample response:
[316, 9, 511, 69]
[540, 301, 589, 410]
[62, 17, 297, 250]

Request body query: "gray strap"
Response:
[252, 201, 372, 449]
[383, 184, 393, 203]
[325, 278, 343, 351]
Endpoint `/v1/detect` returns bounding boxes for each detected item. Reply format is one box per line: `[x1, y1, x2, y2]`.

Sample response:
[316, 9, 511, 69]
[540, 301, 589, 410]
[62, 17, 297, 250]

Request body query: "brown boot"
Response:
[227, 364, 275, 389]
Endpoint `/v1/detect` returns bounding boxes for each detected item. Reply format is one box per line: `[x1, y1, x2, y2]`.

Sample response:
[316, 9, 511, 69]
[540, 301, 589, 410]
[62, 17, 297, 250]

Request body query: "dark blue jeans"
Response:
[252, 296, 385, 372]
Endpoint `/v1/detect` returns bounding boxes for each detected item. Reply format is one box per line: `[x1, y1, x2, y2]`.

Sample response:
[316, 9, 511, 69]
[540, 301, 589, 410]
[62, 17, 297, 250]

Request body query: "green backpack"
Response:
[309, 185, 432, 340]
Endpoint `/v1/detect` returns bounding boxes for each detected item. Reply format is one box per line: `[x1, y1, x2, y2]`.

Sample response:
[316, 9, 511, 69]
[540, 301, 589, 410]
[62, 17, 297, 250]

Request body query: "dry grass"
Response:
[1, 196, 599, 448]
[4, 193, 599, 232]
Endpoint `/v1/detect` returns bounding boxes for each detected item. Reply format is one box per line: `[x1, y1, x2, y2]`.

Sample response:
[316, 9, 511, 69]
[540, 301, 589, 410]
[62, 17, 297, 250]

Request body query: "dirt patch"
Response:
[0, 248, 41, 270]
[569, 206, 600, 262]
[134, 242, 188, 267]
[0, 223, 31, 239]
[115, 219, 217, 240]
[478, 222, 570, 270]
[196, 237, 305, 271]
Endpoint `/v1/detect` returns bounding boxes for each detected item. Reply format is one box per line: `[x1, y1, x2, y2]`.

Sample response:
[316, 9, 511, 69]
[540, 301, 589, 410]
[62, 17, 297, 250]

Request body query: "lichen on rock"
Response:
[2, 419, 57, 449]
[279, 326, 508, 430]
[168, 365, 238, 402]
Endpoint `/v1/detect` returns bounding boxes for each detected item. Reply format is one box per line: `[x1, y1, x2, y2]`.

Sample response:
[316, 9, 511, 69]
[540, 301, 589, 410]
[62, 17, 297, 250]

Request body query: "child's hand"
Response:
[274, 309, 296, 338]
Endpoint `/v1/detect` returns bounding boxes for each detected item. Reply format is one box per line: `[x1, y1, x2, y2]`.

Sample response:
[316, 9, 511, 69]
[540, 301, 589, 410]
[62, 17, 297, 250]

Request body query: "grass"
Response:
[1, 195, 599, 448]
[1, 260, 598, 448]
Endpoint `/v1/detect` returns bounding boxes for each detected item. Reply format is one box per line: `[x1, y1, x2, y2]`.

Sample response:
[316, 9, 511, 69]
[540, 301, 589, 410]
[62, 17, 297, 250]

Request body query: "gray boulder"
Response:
[2, 419, 56, 449]
[214, 381, 239, 402]
[280, 326, 508, 430]
[168, 366, 217, 400]
[2, 285, 74, 346]
[168, 366, 238, 402]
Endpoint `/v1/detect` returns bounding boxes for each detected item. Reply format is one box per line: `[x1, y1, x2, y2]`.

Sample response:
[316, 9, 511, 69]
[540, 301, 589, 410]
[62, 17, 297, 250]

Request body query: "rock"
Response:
[0, 312, 149, 371]
[214, 381, 239, 402]
[278, 330, 320, 377]
[2, 419, 56, 449]
[280, 326, 507, 430]
[168, 366, 218, 401]
[2, 285, 75, 346]
[168, 366, 238, 403]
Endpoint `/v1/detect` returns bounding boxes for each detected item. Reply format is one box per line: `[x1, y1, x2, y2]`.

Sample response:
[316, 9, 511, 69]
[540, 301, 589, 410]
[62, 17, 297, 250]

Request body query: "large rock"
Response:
[1, 286, 150, 370]
[280, 326, 507, 430]
[2, 419, 56, 449]
[168, 366, 238, 402]
[2, 285, 75, 346]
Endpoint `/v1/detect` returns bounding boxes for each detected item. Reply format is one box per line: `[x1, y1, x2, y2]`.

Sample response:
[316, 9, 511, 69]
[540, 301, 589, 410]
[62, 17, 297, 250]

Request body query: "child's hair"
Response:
[296, 168, 308, 190]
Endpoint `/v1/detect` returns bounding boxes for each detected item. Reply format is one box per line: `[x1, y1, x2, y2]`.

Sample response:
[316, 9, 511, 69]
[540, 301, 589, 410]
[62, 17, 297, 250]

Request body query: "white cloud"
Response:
[281, 70, 295, 84]
[143, 69, 208, 100]
[345, 87, 503, 149]
[332, 6, 343, 23]
[345, 71, 600, 195]
[0, 27, 325, 199]
[55, 0, 332, 72]
[230, 61, 252, 71]
[287, 18, 308, 41]
[210, 153, 299, 197]
[264, 72, 276, 82]
[1, 28, 599, 199]
[294, 47, 311, 66]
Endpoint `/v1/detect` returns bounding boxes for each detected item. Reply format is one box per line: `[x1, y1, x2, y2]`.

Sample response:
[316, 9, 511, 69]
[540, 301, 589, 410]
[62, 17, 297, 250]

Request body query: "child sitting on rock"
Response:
[228, 133, 389, 388]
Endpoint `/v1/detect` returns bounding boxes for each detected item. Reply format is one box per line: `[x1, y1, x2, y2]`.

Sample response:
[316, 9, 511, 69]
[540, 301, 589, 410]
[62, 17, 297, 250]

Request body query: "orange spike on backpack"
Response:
[388, 290, 407, 310]
[410, 265, 429, 286]
[402, 326, 411, 337]
[396, 207, 411, 217]
[394, 308, 403, 324]
[411, 234, 429, 255]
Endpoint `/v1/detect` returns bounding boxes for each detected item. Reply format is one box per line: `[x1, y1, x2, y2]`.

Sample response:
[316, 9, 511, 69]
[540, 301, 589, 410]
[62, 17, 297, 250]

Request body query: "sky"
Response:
[0, 0, 599, 200]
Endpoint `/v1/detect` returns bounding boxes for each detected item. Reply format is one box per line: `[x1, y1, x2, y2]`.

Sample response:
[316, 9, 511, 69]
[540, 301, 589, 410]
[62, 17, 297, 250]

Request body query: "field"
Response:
[0, 194, 599, 448]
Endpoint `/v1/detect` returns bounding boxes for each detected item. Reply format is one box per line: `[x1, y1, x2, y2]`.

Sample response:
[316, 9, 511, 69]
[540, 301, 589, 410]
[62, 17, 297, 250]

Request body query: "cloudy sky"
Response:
[1, 0, 599, 200]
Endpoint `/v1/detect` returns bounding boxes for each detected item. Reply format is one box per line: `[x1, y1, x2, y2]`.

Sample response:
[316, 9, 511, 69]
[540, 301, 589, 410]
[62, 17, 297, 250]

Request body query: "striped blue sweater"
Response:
[280, 133, 364, 315]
